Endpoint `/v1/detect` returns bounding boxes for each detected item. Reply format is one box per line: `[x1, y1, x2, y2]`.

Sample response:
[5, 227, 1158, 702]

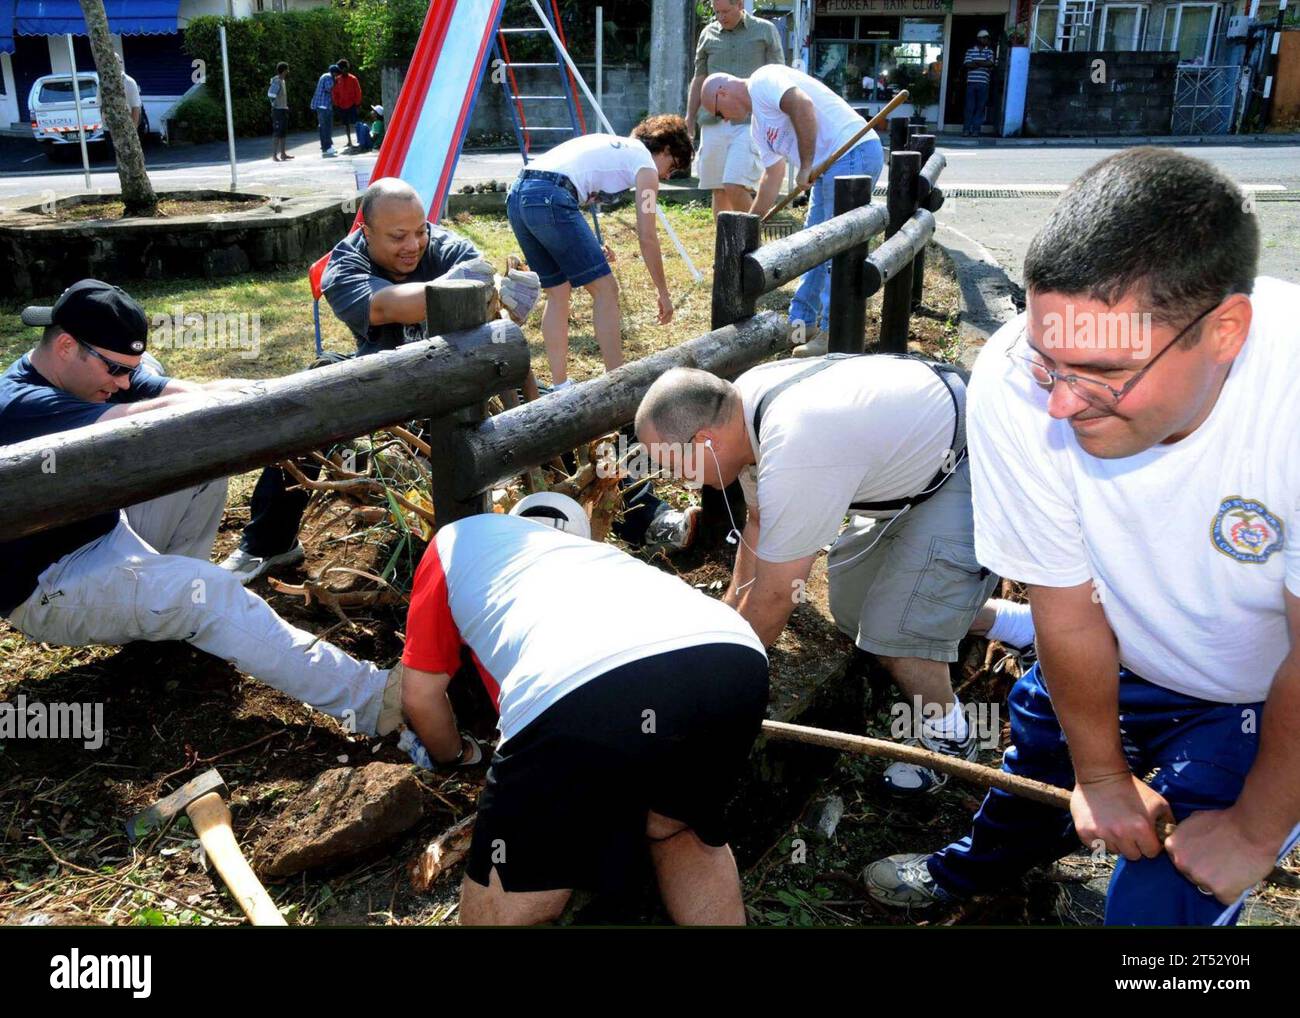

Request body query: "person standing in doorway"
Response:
[962, 30, 996, 138]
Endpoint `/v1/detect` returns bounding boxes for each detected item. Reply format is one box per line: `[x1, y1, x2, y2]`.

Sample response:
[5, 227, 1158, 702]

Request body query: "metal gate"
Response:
[1171, 65, 1243, 135]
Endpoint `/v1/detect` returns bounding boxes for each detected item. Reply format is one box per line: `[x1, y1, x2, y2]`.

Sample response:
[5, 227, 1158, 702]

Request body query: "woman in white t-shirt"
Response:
[505, 115, 693, 387]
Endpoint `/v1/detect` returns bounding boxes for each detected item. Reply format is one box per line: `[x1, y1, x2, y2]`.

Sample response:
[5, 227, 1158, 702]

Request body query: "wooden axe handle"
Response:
[187, 791, 288, 926]
[762, 90, 910, 223]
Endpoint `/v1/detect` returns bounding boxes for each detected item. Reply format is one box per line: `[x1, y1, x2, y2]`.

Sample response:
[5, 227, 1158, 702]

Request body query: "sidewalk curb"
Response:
[934, 223, 1021, 366]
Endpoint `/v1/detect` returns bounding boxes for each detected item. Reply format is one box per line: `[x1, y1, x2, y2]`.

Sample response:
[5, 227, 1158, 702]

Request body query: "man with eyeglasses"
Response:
[865, 148, 1300, 925]
[0, 280, 409, 743]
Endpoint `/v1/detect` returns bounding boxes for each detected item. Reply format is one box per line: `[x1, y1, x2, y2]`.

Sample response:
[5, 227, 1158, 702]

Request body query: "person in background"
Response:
[311, 63, 341, 157]
[962, 30, 996, 138]
[686, 0, 783, 219]
[369, 104, 386, 150]
[267, 62, 292, 163]
[334, 59, 363, 150]
[122, 72, 142, 130]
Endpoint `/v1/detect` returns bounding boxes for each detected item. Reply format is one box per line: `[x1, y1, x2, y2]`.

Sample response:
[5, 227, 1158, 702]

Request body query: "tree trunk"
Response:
[648, 0, 694, 117]
[78, 0, 157, 216]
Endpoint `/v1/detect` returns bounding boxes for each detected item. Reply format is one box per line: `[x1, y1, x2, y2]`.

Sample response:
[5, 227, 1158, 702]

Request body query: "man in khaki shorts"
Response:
[637, 355, 1027, 795]
[686, 0, 783, 218]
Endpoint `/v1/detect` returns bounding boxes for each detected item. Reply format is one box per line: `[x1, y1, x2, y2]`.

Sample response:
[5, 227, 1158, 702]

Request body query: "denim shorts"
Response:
[506, 176, 611, 289]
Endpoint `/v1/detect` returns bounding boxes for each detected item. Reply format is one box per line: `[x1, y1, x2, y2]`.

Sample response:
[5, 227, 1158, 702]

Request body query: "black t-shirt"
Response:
[319, 222, 480, 356]
[0, 353, 171, 616]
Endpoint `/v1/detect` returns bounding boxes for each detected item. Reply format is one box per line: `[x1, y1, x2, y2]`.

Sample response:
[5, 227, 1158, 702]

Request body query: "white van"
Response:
[28, 72, 150, 156]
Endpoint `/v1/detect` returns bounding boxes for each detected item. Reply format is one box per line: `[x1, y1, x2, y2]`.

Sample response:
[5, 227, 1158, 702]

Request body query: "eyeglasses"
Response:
[76, 338, 135, 377]
[1007, 301, 1220, 410]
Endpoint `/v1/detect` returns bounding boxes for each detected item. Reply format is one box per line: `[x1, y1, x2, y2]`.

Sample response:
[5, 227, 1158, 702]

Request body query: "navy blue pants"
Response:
[316, 107, 333, 152]
[928, 663, 1265, 925]
[963, 81, 989, 135]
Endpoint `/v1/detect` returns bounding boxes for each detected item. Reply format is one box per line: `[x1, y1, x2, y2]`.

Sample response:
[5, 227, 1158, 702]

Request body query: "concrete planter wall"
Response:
[1025, 51, 1179, 137]
[0, 191, 353, 299]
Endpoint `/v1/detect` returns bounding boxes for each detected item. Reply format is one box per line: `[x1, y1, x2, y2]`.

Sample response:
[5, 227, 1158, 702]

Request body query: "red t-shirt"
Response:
[333, 73, 362, 109]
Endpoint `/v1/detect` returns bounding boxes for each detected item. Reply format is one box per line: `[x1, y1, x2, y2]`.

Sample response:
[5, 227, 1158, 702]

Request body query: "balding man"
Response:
[702, 67, 883, 356]
[636, 358, 1029, 795]
[220, 178, 539, 583]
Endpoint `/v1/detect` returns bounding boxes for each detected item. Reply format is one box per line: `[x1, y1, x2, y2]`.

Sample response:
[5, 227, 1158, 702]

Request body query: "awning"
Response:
[15, 1, 181, 37]
[1, 2, 14, 54]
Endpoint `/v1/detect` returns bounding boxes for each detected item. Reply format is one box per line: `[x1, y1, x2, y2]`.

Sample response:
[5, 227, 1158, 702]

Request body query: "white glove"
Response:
[442, 257, 497, 288]
[497, 268, 541, 323]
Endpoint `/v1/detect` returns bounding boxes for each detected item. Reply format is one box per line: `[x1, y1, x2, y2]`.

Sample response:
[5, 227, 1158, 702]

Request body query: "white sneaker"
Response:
[217, 542, 306, 585]
[322, 148, 337, 158]
[882, 727, 979, 795]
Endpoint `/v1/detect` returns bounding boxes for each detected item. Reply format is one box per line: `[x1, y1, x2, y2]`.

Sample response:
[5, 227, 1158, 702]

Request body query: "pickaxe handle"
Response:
[187, 791, 288, 926]
[762, 90, 910, 223]
[760, 719, 1179, 840]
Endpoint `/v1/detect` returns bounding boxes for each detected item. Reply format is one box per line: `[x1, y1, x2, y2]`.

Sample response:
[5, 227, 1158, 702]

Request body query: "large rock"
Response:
[253, 763, 425, 878]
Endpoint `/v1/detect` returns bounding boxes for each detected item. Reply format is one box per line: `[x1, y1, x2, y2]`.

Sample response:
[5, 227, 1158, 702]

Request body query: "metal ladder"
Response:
[1058, 0, 1097, 51]
[495, 0, 587, 161]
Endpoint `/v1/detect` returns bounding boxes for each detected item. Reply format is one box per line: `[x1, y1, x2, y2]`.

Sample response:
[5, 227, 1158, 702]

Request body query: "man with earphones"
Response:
[637, 356, 1030, 794]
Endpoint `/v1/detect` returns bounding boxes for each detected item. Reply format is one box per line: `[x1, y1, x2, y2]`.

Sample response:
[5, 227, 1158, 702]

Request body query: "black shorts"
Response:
[271, 108, 289, 138]
[464, 642, 769, 894]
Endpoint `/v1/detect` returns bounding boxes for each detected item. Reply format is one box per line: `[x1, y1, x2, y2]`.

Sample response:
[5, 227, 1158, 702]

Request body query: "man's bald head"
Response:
[636, 367, 739, 445]
[701, 73, 751, 123]
[359, 178, 429, 279]
[360, 178, 423, 227]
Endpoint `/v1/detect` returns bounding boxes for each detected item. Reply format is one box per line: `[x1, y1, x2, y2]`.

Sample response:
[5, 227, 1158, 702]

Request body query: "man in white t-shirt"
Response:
[637, 355, 1024, 795]
[398, 507, 769, 925]
[866, 148, 1300, 925]
[701, 65, 883, 355]
[122, 73, 142, 129]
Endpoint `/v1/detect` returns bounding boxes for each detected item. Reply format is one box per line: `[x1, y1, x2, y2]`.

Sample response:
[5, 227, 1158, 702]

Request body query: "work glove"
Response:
[398, 729, 484, 771]
[442, 256, 498, 288]
[497, 267, 541, 323]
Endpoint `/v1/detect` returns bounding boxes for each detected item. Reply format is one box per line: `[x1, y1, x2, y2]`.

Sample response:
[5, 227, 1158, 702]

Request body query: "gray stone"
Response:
[202, 245, 251, 278]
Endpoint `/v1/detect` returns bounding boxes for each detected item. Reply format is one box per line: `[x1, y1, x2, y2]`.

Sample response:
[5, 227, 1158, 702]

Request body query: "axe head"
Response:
[127, 768, 227, 844]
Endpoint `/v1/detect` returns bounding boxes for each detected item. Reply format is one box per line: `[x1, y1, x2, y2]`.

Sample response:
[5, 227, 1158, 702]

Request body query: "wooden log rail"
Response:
[0, 281, 528, 541]
[441, 311, 793, 508]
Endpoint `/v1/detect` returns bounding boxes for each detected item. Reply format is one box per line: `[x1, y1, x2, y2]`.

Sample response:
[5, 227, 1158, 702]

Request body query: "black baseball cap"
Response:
[20, 279, 149, 355]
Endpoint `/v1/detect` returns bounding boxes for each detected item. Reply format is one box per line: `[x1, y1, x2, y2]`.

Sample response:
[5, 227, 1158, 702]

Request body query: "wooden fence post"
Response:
[909, 134, 936, 311]
[425, 279, 494, 528]
[827, 175, 874, 354]
[706, 210, 761, 547]
[712, 211, 761, 329]
[879, 150, 922, 353]
[889, 114, 911, 156]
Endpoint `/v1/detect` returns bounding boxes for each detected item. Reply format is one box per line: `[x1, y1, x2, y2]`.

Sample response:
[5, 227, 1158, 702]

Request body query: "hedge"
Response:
[179, 9, 381, 142]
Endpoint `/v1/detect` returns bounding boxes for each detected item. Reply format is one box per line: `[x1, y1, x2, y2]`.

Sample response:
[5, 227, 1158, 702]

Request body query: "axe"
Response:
[128, 768, 287, 926]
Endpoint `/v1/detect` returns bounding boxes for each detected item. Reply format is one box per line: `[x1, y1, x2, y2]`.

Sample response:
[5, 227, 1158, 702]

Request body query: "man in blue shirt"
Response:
[2, 280, 401, 738]
[311, 63, 341, 157]
[962, 30, 996, 138]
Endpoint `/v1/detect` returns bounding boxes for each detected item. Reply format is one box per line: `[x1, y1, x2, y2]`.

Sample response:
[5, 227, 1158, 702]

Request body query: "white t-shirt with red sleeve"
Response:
[402, 514, 766, 744]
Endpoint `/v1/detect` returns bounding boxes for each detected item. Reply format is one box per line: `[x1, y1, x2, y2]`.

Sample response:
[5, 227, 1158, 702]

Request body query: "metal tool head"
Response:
[127, 768, 228, 844]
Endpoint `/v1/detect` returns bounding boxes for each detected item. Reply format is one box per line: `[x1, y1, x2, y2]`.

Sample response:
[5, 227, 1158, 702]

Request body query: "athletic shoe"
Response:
[792, 328, 829, 358]
[882, 726, 979, 795]
[217, 541, 306, 585]
[643, 503, 700, 552]
[862, 853, 952, 909]
[322, 147, 337, 158]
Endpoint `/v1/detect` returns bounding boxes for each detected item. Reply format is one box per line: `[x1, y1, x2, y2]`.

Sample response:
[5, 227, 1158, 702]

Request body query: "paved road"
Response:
[3, 130, 1296, 285]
